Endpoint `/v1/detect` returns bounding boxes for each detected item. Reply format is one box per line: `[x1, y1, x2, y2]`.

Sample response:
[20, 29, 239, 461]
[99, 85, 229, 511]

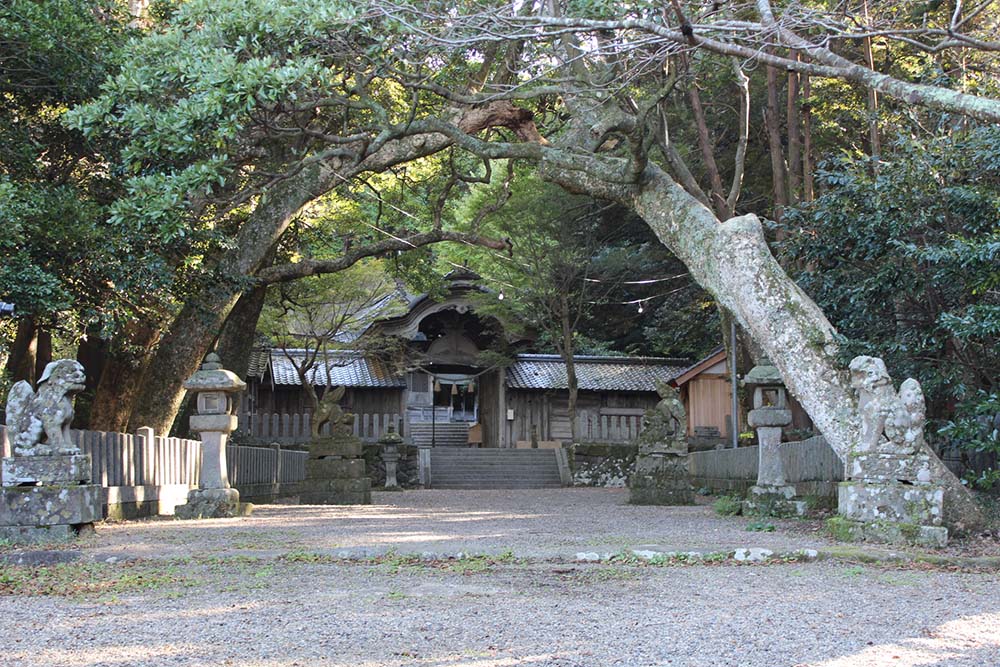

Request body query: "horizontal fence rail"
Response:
[688, 436, 844, 483]
[238, 411, 404, 444]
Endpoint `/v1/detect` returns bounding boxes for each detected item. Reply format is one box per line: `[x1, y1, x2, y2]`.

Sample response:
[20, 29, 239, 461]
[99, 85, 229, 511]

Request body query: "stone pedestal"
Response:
[0, 454, 102, 543]
[744, 407, 803, 516]
[834, 452, 946, 547]
[833, 481, 947, 547]
[175, 487, 247, 520]
[744, 484, 806, 517]
[282, 430, 371, 504]
[629, 454, 693, 505]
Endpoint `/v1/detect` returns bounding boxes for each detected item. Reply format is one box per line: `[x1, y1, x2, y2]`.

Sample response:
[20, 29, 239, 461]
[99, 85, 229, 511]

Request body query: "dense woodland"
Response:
[1, 1, 998, 491]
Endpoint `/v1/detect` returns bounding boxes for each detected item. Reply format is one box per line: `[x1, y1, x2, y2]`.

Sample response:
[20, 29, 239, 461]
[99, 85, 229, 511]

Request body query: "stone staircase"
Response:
[428, 448, 564, 489]
[409, 422, 470, 448]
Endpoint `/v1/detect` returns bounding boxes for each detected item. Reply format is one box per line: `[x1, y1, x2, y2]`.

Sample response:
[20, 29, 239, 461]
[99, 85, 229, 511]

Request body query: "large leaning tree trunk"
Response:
[535, 147, 983, 529]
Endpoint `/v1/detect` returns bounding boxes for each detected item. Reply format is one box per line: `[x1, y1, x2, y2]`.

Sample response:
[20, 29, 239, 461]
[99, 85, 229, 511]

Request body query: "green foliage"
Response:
[779, 128, 1000, 419]
[745, 521, 776, 533]
[939, 392, 1000, 490]
[0, 1, 133, 329]
[713, 495, 743, 517]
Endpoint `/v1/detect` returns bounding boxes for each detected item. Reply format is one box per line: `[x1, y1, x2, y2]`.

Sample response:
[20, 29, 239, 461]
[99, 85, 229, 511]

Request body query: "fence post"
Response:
[135, 427, 154, 486]
[270, 442, 282, 485]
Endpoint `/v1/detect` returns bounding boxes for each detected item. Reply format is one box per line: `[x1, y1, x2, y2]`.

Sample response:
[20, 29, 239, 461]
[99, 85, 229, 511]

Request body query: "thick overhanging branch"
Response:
[256, 230, 513, 285]
[754, 0, 1000, 123]
[471, 12, 1000, 124]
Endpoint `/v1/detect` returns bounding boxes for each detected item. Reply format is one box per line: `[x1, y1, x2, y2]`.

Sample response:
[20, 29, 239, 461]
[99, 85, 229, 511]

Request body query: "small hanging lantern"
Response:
[467, 380, 475, 393]
[433, 379, 441, 393]
[451, 383, 459, 396]
[498, 288, 505, 300]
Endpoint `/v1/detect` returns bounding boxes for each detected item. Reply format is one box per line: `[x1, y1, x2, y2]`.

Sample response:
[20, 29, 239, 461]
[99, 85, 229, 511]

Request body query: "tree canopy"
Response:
[3, 0, 1000, 514]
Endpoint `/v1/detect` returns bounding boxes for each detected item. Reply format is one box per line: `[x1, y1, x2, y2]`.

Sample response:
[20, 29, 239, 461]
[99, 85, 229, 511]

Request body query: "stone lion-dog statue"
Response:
[5, 359, 86, 456]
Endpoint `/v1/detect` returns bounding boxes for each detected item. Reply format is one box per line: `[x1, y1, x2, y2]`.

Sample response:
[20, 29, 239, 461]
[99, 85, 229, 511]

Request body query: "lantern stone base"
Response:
[832, 480, 947, 547]
[743, 485, 806, 517]
[0, 483, 102, 543]
[629, 455, 694, 505]
[175, 487, 252, 520]
[280, 433, 371, 505]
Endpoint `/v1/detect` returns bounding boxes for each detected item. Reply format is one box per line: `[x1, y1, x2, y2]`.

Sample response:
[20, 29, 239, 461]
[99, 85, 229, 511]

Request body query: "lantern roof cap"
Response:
[184, 353, 247, 393]
[742, 359, 783, 387]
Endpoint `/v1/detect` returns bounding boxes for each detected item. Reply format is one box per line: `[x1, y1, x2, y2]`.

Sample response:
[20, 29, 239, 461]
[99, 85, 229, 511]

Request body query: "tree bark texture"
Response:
[215, 283, 269, 379]
[34, 329, 52, 380]
[6, 317, 37, 386]
[89, 323, 160, 432]
[765, 64, 788, 220]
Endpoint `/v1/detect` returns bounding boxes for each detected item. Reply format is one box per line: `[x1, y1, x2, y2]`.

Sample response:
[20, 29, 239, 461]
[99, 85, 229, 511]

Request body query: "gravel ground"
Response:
[70, 488, 844, 561]
[65, 488, 999, 562]
[1, 560, 998, 667]
[2, 488, 999, 667]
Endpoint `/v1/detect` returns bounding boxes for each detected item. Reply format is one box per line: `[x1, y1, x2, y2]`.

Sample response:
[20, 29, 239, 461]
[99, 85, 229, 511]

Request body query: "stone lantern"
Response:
[378, 427, 404, 491]
[743, 359, 803, 516]
[175, 353, 250, 519]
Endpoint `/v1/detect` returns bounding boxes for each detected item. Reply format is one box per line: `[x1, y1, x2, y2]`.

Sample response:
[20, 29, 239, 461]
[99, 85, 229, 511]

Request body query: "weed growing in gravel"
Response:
[0, 561, 186, 599]
[280, 550, 335, 564]
[746, 521, 777, 532]
[713, 495, 743, 516]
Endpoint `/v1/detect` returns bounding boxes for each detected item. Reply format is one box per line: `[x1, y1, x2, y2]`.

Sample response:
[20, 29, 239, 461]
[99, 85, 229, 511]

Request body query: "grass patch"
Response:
[746, 521, 776, 532]
[713, 495, 743, 516]
[0, 561, 186, 598]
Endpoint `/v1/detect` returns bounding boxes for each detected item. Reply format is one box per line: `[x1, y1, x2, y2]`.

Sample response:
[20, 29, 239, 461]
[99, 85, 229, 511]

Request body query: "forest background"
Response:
[1, 0, 997, 489]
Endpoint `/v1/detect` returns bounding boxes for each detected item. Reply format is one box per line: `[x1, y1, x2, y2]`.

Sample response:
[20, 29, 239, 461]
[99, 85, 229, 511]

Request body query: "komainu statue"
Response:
[636, 380, 688, 456]
[5, 359, 86, 457]
[630, 380, 693, 505]
[848, 356, 926, 456]
[310, 385, 350, 439]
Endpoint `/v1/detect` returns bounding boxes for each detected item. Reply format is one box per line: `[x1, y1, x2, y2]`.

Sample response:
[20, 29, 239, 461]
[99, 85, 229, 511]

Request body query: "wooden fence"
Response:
[0, 425, 307, 489]
[688, 435, 844, 486]
[238, 411, 404, 444]
[575, 412, 644, 444]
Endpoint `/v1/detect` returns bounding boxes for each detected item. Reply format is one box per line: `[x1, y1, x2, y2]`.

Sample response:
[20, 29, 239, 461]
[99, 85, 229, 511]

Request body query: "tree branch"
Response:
[257, 230, 513, 285]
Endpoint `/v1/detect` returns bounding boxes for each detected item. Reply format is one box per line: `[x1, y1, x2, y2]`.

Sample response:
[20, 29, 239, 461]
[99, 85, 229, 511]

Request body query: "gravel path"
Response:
[2, 489, 999, 666]
[1, 560, 998, 667]
[75, 488, 843, 561]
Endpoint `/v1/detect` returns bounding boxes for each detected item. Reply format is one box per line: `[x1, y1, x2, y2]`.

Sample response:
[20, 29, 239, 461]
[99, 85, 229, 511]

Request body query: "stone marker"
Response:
[742, 360, 805, 517]
[831, 356, 947, 547]
[1, 359, 101, 542]
[175, 353, 252, 519]
[281, 386, 371, 504]
[629, 381, 694, 505]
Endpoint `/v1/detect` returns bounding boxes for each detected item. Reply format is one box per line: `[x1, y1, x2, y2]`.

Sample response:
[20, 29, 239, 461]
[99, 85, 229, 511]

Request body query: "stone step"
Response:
[432, 482, 563, 489]
[428, 447, 563, 489]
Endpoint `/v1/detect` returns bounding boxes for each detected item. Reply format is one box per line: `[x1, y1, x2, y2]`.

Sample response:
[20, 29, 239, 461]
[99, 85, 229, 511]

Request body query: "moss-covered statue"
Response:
[636, 381, 688, 457]
[629, 381, 693, 504]
[5, 359, 86, 457]
[849, 356, 926, 457]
